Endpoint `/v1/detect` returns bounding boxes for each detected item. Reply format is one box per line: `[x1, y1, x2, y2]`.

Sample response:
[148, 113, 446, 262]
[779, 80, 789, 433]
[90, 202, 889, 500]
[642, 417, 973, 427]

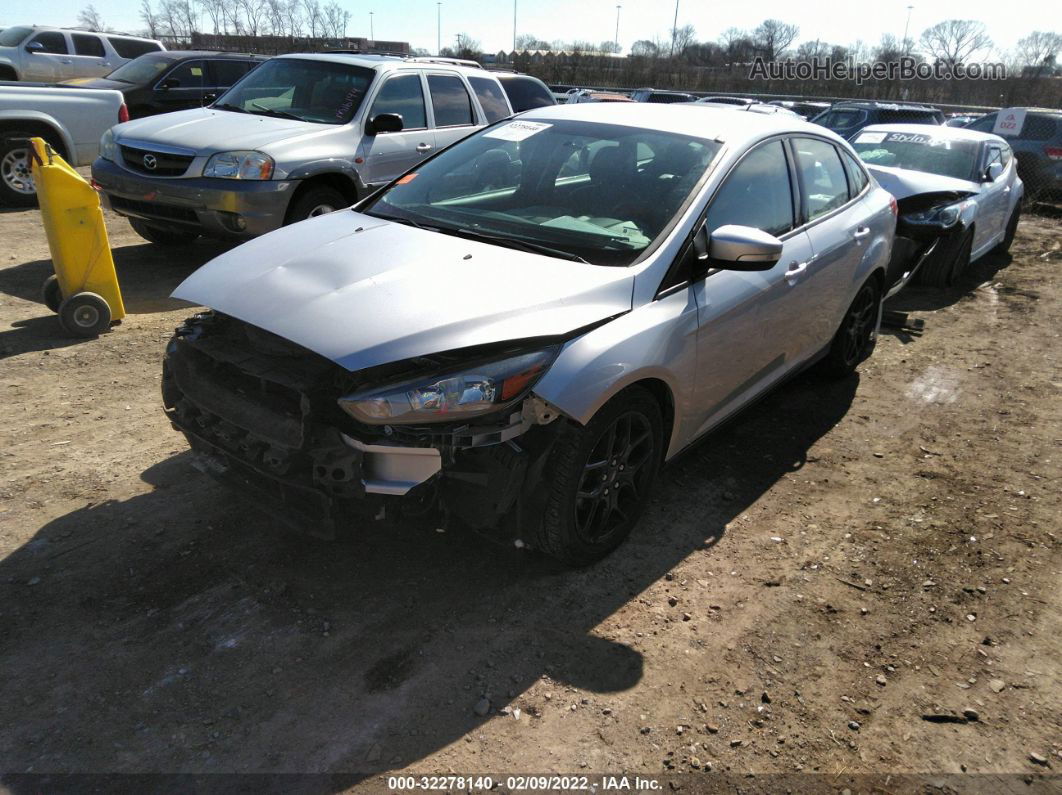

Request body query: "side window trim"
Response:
[365, 70, 429, 131]
[427, 71, 476, 128]
[71, 33, 105, 58]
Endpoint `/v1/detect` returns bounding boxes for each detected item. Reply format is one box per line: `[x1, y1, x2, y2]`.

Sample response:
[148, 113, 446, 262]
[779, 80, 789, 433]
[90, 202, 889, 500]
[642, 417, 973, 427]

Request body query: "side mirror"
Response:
[984, 162, 1003, 182]
[366, 113, 404, 135]
[25, 41, 44, 53]
[159, 77, 180, 90]
[707, 224, 783, 271]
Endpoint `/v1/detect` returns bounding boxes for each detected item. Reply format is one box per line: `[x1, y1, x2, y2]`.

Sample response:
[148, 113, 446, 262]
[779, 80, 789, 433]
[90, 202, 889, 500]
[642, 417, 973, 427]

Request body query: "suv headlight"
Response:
[99, 128, 117, 162]
[203, 151, 274, 180]
[338, 348, 558, 425]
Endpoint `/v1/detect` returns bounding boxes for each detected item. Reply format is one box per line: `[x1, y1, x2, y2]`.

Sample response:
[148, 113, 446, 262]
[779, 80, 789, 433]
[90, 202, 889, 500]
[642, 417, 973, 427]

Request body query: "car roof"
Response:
[274, 51, 490, 76]
[22, 24, 158, 41]
[521, 102, 829, 141]
[859, 123, 1005, 145]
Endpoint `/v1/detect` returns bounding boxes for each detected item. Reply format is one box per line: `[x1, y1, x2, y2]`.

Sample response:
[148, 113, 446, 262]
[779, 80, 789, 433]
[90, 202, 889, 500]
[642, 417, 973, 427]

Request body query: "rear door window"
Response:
[72, 33, 105, 57]
[162, 60, 207, 88]
[29, 31, 68, 54]
[840, 149, 869, 197]
[427, 74, 475, 127]
[209, 59, 257, 88]
[793, 138, 850, 221]
[499, 77, 554, 112]
[706, 140, 794, 237]
[467, 76, 511, 122]
[108, 37, 162, 58]
[368, 73, 427, 129]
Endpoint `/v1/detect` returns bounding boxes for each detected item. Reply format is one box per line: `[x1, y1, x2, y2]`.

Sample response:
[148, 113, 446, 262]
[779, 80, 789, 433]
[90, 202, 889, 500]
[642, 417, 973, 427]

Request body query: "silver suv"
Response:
[91, 53, 513, 244]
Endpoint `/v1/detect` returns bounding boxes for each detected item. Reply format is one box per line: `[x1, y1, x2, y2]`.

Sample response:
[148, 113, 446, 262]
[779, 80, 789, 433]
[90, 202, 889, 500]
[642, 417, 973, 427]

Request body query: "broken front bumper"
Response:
[161, 313, 562, 538]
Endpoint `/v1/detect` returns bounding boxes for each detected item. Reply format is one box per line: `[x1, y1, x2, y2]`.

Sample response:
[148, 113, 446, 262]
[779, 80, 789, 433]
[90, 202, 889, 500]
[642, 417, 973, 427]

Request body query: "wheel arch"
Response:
[0, 113, 73, 161]
[283, 171, 360, 223]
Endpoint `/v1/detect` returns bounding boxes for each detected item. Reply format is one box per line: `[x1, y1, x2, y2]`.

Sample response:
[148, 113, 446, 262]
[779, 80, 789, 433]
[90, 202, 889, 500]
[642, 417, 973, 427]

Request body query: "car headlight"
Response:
[906, 202, 963, 226]
[338, 348, 558, 425]
[99, 128, 117, 162]
[203, 151, 274, 180]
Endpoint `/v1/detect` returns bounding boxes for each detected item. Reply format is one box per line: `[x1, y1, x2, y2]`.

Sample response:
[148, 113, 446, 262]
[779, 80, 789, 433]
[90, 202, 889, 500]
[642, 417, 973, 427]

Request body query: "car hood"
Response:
[113, 107, 322, 153]
[866, 165, 981, 200]
[61, 77, 126, 90]
[172, 211, 635, 372]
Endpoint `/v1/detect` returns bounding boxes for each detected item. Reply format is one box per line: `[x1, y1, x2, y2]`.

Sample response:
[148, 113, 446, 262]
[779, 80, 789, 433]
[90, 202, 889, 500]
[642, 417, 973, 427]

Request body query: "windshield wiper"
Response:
[213, 102, 248, 114]
[446, 227, 590, 263]
[376, 214, 441, 232]
[249, 102, 304, 121]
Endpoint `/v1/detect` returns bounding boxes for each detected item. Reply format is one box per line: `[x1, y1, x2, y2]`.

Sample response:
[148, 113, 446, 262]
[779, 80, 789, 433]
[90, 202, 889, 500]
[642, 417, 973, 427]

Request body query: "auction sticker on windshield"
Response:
[483, 120, 552, 141]
[854, 132, 887, 144]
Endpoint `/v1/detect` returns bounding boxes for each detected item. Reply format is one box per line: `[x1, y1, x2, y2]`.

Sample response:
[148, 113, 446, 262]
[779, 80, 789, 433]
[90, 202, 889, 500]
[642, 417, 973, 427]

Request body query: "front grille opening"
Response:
[120, 145, 194, 177]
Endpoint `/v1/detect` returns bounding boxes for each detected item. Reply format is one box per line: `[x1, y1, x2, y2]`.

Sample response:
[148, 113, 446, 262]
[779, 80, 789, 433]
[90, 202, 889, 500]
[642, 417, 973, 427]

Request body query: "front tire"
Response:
[129, 218, 200, 246]
[820, 277, 881, 378]
[919, 228, 973, 288]
[285, 186, 347, 225]
[533, 387, 663, 566]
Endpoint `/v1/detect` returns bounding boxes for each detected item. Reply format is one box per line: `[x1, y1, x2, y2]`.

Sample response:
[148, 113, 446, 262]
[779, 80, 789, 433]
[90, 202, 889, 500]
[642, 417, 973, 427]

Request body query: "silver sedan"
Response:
[164, 103, 896, 565]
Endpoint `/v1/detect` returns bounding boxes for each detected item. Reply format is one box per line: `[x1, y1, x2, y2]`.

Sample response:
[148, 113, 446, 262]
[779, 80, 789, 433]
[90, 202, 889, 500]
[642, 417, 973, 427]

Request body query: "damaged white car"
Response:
[163, 104, 895, 565]
[851, 124, 1023, 291]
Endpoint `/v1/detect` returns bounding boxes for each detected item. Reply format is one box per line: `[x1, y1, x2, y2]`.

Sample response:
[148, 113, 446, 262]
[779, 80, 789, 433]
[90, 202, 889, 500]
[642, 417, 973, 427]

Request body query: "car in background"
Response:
[944, 113, 983, 127]
[494, 72, 555, 112]
[697, 96, 758, 107]
[0, 82, 127, 205]
[92, 53, 514, 244]
[566, 89, 633, 104]
[769, 99, 831, 119]
[811, 101, 944, 140]
[162, 103, 893, 565]
[629, 88, 695, 103]
[61, 51, 266, 119]
[0, 25, 163, 82]
[852, 124, 1023, 290]
[965, 108, 1062, 197]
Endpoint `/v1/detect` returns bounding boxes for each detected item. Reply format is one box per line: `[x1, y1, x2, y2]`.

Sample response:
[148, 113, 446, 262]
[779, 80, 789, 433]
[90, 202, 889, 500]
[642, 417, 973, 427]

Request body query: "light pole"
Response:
[614, 4, 621, 53]
[670, 0, 680, 58]
[436, 2, 441, 55]
[902, 5, 914, 55]
[369, 11, 374, 41]
[513, 0, 517, 53]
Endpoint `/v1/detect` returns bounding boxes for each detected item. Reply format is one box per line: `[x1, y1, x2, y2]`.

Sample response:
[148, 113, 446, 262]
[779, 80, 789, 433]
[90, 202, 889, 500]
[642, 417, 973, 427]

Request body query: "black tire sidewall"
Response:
[42, 275, 62, 313]
[286, 186, 347, 225]
[0, 137, 38, 207]
[822, 277, 881, 377]
[538, 388, 664, 566]
[58, 293, 111, 337]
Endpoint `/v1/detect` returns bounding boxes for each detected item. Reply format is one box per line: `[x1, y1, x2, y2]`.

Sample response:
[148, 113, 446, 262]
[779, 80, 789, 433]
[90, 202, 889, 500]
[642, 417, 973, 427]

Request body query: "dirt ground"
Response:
[0, 191, 1059, 791]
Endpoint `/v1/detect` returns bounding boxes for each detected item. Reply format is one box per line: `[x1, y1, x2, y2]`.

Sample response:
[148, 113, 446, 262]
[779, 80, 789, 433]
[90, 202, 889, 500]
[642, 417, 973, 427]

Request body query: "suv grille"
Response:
[120, 145, 194, 176]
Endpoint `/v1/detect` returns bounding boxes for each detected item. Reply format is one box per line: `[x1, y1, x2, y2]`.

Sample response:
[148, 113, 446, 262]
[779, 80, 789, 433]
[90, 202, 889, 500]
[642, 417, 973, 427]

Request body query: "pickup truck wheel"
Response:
[286, 186, 347, 225]
[533, 387, 662, 567]
[42, 275, 62, 313]
[820, 277, 881, 378]
[129, 218, 200, 246]
[0, 137, 38, 207]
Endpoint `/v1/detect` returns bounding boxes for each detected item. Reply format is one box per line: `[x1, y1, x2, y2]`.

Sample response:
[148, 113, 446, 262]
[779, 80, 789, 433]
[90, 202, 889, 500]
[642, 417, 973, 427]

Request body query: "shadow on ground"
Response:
[0, 367, 858, 782]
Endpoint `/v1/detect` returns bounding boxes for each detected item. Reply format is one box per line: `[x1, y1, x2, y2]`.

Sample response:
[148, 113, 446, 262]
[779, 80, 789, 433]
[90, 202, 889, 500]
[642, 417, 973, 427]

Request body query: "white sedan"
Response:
[851, 124, 1023, 289]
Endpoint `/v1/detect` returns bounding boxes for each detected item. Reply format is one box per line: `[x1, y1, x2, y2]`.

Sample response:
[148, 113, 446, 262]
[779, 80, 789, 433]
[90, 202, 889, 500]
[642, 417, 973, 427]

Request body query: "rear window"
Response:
[1020, 115, 1058, 141]
[72, 33, 106, 57]
[499, 76, 555, 111]
[108, 37, 162, 59]
[878, 109, 941, 125]
[647, 93, 688, 103]
[0, 26, 33, 47]
[467, 76, 510, 123]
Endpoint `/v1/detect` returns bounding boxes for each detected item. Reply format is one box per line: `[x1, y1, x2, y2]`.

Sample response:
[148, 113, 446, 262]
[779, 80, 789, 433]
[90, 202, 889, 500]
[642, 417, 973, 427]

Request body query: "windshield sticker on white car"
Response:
[483, 121, 552, 141]
[854, 132, 887, 144]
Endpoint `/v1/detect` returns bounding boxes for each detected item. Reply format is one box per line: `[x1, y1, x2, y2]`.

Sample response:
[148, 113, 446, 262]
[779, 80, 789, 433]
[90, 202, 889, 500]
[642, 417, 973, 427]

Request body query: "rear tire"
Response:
[0, 134, 39, 207]
[993, 205, 1020, 255]
[129, 218, 200, 246]
[532, 387, 663, 566]
[285, 186, 347, 225]
[820, 276, 881, 378]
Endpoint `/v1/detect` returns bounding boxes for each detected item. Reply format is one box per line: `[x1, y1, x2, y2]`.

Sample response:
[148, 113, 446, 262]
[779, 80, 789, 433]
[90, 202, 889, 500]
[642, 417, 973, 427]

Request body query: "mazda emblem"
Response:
[142, 154, 158, 170]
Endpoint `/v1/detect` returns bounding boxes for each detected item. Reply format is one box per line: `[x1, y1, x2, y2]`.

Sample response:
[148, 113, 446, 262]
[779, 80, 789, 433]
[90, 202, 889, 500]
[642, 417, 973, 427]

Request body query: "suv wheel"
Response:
[0, 135, 39, 207]
[286, 186, 347, 225]
[533, 387, 663, 566]
[129, 218, 200, 246]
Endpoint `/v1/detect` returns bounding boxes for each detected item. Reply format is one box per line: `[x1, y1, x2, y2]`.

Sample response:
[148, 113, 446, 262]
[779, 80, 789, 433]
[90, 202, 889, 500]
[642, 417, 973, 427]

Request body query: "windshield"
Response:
[105, 52, 178, 84]
[852, 131, 979, 180]
[0, 26, 32, 47]
[212, 58, 374, 124]
[364, 118, 721, 266]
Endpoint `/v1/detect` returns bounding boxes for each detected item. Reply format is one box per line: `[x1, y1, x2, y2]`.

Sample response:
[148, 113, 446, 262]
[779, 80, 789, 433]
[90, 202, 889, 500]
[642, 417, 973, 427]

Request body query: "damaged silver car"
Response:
[163, 104, 895, 565]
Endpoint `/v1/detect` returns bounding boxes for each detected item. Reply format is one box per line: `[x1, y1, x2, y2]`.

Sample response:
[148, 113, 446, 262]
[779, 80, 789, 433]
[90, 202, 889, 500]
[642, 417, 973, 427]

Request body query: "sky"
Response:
[0, 0, 1044, 57]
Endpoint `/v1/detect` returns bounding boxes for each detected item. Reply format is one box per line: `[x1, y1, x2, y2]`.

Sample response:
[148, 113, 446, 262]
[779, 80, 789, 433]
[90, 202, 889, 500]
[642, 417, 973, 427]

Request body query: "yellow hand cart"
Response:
[29, 136, 125, 337]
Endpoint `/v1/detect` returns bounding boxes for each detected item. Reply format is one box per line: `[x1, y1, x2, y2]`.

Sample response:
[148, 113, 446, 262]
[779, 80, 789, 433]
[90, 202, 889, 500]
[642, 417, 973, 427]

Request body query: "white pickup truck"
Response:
[0, 82, 126, 205]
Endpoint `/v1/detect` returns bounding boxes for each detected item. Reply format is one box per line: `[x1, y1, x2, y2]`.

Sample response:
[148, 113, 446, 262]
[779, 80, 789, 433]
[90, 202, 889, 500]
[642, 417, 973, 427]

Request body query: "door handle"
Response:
[852, 226, 871, 239]
[785, 261, 808, 282]
[415, 143, 433, 153]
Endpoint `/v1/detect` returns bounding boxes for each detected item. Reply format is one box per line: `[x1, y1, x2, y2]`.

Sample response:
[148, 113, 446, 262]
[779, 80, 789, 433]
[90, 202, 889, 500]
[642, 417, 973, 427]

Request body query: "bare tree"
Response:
[301, 0, 324, 38]
[196, 0, 226, 34]
[240, 0, 268, 36]
[630, 39, 661, 58]
[77, 4, 106, 31]
[919, 19, 992, 69]
[454, 33, 481, 59]
[795, 39, 830, 60]
[752, 19, 799, 60]
[1015, 30, 1062, 75]
[671, 24, 696, 58]
[322, 1, 350, 39]
[873, 33, 904, 62]
[139, 0, 161, 37]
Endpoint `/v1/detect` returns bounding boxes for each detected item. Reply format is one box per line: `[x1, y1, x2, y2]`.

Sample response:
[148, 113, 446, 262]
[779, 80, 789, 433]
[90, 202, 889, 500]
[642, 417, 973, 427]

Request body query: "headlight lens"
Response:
[203, 151, 274, 180]
[338, 348, 558, 425]
[99, 128, 117, 162]
[906, 202, 963, 226]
